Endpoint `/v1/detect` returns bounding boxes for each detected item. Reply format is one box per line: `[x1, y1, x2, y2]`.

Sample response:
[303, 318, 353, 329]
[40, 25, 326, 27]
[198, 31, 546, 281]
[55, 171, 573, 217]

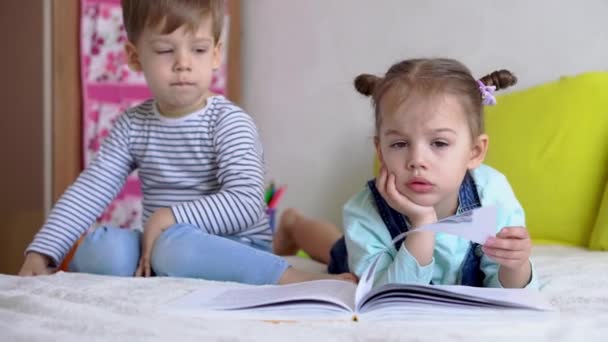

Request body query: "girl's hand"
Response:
[135, 208, 175, 277]
[376, 165, 437, 227]
[18, 252, 53, 276]
[482, 227, 532, 270]
[483, 226, 533, 288]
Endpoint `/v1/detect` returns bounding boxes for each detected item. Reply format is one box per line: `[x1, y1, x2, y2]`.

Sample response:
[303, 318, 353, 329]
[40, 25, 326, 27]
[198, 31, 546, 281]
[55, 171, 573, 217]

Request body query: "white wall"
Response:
[242, 0, 608, 227]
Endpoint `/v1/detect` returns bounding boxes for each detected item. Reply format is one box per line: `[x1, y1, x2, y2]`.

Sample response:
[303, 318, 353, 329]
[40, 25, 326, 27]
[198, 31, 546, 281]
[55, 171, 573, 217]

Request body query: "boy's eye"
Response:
[390, 141, 408, 149]
[156, 49, 173, 54]
[432, 141, 449, 148]
[194, 48, 208, 54]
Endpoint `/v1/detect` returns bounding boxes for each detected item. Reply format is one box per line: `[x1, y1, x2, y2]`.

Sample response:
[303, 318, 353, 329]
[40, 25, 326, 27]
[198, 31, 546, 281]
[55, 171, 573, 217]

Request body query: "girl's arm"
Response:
[477, 171, 538, 289]
[481, 230, 538, 289]
[344, 189, 436, 287]
[481, 213, 537, 288]
[375, 165, 438, 268]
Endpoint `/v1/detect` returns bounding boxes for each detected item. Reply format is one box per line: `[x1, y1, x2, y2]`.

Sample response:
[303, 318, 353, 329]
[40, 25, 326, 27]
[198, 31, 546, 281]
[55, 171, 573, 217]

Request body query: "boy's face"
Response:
[125, 17, 222, 116]
[375, 94, 488, 218]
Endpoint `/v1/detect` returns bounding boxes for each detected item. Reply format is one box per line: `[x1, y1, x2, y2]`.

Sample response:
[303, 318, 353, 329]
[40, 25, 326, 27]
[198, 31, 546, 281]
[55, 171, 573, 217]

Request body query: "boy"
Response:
[19, 0, 354, 285]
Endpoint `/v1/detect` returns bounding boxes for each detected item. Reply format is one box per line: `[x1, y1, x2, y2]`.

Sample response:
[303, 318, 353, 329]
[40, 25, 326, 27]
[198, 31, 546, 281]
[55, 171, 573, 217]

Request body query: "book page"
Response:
[354, 251, 383, 308]
[405, 206, 497, 244]
[359, 302, 558, 322]
[165, 279, 358, 314]
[428, 285, 555, 310]
[357, 283, 555, 315]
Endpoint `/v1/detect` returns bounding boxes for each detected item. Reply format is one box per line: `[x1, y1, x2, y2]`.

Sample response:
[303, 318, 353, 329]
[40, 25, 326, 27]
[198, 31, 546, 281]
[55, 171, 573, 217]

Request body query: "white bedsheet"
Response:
[1, 245, 607, 342]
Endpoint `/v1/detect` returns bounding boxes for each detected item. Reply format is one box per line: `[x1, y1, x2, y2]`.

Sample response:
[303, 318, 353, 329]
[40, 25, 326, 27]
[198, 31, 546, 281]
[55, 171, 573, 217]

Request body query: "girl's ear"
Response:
[468, 133, 489, 169]
[374, 136, 384, 165]
[125, 42, 142, 72]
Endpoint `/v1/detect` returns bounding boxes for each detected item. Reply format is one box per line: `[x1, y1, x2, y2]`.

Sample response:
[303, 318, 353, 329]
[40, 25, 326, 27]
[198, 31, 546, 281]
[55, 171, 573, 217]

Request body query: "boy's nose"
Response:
[174, 51, 192, 72]
[174, 64, 191, 72]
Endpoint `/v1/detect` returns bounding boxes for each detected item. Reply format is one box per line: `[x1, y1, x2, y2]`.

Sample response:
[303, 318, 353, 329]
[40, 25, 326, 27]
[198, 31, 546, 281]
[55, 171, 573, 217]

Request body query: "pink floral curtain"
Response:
[80, 0, 229, 228]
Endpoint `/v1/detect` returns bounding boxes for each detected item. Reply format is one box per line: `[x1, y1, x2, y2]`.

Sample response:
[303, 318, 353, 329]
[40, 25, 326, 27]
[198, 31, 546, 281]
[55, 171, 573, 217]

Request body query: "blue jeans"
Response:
[68, 224, 289, 285]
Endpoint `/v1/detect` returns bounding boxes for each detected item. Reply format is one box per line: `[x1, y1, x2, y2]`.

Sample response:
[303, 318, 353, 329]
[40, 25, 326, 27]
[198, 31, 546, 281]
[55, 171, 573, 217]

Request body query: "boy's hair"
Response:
[121, 0, 224, 44]
[354, 58, 517, 138]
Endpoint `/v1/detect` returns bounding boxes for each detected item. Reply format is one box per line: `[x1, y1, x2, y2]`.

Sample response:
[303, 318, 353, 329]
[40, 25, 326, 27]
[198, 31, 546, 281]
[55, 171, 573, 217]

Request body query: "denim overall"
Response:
[328, 172, 485, 287]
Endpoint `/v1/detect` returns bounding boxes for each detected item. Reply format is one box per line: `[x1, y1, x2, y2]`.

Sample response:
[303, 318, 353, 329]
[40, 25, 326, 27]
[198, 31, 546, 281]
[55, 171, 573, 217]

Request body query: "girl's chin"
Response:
[399, 189, 438, 207]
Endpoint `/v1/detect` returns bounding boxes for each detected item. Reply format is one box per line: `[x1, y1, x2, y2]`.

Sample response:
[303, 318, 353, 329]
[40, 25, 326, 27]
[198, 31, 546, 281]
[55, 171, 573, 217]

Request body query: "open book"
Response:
[166, 252, 554, 321]
[165, 207, 555, 321]
[166, 279, 554, 321]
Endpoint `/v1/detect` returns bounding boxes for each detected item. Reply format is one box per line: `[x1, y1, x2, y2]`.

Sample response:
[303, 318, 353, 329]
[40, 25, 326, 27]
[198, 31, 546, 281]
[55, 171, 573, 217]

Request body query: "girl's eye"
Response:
[390, 142, 407, 149]
[194, 48, 208, 54]
[432, 141, 449, 148]
[156, 50, 173, 54]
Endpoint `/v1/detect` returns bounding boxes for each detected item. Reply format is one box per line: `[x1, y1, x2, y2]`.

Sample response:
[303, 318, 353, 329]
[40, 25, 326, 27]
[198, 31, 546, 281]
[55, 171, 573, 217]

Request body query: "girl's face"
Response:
[375, 93, 488, 218]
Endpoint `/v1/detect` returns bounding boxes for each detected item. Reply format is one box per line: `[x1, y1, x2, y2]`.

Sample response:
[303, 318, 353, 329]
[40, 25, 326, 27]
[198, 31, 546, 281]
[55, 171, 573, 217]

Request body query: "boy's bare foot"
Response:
[332, 272, 358, 283]
[278, 267, 358, 284]
[272, 208, 301, 256]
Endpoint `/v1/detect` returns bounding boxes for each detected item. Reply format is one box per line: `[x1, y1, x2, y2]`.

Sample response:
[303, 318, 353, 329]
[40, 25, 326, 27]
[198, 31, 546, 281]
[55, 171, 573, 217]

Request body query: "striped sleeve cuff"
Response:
[25, 243, 62, 267]
[171, 203, 208, 231]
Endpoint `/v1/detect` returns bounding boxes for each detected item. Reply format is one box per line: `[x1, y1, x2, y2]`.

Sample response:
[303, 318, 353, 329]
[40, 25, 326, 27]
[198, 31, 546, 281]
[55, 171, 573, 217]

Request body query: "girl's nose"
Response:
[407, 146, 427, 170]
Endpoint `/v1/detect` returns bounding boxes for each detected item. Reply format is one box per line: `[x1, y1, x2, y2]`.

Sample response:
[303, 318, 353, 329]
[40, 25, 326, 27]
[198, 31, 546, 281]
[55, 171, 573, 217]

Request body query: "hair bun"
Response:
[354, 74, 381, 97]
[480, 70, 518, 90]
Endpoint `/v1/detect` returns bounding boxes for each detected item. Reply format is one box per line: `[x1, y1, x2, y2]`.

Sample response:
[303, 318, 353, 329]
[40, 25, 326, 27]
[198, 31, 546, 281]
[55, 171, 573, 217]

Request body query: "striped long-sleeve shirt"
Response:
[27, 96, 271, 266]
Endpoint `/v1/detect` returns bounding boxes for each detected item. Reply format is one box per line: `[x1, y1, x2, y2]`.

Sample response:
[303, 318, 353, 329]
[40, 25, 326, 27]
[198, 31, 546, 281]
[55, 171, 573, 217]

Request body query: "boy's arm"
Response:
[344, 189, 435, 287]
[25, 114, 136, 267]
[170, 110, 266, 235]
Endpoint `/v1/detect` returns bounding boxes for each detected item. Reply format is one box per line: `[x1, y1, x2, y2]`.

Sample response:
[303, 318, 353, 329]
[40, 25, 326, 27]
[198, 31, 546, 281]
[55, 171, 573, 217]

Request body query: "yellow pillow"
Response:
[485, 72, 608, 247]
[589, 182, 608, 250]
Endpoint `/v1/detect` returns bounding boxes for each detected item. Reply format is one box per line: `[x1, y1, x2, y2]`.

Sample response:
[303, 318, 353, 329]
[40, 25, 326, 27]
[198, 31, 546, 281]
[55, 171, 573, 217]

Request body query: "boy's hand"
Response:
[19, 252, 53, 276]
[483, 226, 533, 287]
[135, 208, 175, 277]
[376, 165, 437, 227]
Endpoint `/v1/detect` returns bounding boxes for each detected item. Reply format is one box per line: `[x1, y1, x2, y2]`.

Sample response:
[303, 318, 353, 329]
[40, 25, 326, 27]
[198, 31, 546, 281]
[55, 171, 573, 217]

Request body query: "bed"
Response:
[1, 245, 607, 342]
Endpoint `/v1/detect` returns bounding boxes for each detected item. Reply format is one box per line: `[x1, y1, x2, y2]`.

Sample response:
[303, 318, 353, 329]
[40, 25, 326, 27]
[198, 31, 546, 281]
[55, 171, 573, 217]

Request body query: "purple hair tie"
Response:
[477, 80, 497, 106]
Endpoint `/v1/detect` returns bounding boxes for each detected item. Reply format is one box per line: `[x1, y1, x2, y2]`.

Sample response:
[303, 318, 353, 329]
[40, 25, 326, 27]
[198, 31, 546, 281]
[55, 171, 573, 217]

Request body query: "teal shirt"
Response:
[343, 164, 538, 289]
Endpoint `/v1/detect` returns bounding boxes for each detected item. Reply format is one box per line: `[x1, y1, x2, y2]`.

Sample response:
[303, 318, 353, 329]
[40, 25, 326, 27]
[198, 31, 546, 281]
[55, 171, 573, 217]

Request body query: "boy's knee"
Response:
[69, 226, 141, 277]
[151, 223, 202, 277]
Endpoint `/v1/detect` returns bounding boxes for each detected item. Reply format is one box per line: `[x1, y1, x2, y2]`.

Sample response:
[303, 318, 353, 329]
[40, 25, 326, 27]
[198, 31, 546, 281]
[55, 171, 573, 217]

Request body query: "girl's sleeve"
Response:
[170, 110, 266, 235]
[26, 114, 136, 266]
[479, 172, 539, 289]
[344, 189, 435, 287]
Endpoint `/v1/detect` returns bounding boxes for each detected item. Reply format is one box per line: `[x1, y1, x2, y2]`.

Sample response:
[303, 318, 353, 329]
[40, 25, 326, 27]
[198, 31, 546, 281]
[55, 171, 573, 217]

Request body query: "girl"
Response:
[273, 58, 537, 289]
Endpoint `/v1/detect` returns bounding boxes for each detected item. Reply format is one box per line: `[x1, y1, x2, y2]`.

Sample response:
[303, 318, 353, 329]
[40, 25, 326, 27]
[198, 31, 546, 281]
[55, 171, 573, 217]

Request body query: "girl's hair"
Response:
[121, 0, 224, 44]
[354, 58, 517, 137]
